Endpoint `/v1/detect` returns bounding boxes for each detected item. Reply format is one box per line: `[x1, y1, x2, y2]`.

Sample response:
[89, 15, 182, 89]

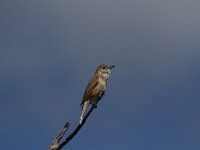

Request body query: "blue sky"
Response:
[1, 0, 200, 149]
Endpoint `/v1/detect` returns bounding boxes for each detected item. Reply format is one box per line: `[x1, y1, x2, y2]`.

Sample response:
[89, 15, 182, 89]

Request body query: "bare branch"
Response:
[48, 106, 96, 150]
[48, 122, 70, 150]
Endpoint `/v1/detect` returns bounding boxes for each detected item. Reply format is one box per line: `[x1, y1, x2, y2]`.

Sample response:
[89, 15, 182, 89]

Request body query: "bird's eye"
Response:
[102, 67, 106, 69]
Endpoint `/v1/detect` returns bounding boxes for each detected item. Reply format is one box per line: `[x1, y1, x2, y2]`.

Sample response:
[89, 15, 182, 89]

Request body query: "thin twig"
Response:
[48, 106, 96, 150]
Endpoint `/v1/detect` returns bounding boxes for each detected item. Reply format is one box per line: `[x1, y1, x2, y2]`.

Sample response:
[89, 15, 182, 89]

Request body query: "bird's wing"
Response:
[80, 75, 99, 107]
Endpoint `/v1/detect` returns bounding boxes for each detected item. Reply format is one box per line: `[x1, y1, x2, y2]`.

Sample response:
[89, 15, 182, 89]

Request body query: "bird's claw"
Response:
[92, 104, 97, 109]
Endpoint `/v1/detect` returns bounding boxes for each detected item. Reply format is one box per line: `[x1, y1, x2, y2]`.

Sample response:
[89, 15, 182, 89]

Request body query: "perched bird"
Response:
[79, 64, 115, 124]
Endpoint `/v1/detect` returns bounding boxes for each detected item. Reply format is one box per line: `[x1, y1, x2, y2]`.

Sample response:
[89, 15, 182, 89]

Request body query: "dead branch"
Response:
[48, 106, 96, 150]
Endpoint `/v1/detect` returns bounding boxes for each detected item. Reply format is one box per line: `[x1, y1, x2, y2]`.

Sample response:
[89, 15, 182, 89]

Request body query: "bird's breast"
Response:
[98, 78, 107, 90]
[92, 78, 106, 95]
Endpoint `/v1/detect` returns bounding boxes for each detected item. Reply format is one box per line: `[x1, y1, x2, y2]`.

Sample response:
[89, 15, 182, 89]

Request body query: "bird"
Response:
[79, 64, 115, 124]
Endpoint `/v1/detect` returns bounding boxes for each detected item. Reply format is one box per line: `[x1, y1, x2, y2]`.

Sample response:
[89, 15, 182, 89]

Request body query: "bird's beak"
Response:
[109, 65, 115, 69]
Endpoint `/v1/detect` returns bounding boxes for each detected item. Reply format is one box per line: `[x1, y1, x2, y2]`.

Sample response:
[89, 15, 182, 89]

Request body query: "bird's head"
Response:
[96, 64, 115, 78]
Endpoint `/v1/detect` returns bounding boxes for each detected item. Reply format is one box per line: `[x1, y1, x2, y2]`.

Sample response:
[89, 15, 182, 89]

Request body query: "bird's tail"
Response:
[79, 101, 89, 124]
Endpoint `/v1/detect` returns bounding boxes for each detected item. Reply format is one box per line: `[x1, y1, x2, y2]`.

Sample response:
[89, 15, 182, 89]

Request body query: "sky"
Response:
[1, 0, 200, 149]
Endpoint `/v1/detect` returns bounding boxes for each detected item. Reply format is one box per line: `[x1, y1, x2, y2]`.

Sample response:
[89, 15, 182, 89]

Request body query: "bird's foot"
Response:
[92, 104, 97, 109]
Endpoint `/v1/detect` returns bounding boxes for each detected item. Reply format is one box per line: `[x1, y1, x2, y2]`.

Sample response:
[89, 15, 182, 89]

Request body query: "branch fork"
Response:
[48, 106, 96, 150]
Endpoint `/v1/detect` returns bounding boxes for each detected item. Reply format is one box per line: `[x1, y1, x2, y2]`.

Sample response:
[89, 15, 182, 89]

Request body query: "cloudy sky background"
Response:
[1, 0, 200, 149]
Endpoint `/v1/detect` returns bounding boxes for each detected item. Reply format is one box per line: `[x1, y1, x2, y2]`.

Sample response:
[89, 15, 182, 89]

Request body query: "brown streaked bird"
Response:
[79, 64, 115, 124]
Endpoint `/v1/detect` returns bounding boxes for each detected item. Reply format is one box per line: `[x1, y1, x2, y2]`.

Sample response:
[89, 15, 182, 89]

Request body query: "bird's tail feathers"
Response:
[79, 101, 89, 124]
